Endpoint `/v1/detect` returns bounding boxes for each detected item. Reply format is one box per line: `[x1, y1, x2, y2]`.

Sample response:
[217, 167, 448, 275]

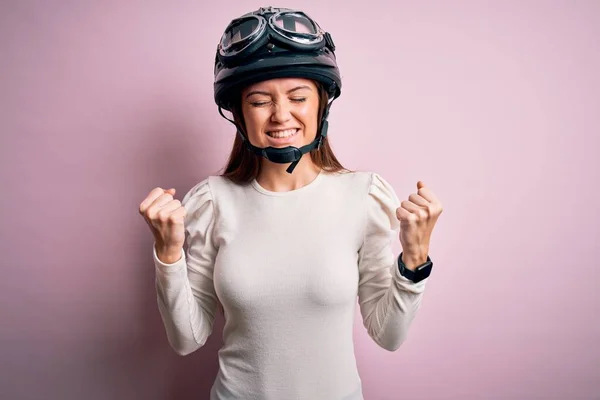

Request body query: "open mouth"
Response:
[266, 128, 299, 139]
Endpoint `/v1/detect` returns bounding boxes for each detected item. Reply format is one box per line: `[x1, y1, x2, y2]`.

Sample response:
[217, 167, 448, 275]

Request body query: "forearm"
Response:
[153, 246, 213, 356]
[361, 255, 428, 352]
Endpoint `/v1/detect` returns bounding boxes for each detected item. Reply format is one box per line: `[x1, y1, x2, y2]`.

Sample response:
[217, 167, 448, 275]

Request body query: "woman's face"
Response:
[240, 78, 320, 148]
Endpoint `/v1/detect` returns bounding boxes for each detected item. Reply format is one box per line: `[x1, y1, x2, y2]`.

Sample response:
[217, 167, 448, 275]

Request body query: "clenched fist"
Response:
[139, 187, 187, 264]
[396, 181, 443, 270]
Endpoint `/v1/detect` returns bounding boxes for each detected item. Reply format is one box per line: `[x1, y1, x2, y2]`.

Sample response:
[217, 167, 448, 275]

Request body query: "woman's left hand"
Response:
[396, 181, 443, 270]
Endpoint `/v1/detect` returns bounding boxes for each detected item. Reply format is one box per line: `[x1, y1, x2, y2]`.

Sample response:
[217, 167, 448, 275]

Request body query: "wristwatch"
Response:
[398, 252, 433, 283]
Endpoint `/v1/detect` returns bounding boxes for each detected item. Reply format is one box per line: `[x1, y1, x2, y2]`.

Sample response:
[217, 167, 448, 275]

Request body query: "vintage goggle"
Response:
[218, 9, 331, 61]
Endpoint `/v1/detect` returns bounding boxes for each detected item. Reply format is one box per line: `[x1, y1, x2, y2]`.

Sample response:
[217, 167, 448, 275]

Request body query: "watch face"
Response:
[417, 261, 432, 271]
[398, 253, 432, 282]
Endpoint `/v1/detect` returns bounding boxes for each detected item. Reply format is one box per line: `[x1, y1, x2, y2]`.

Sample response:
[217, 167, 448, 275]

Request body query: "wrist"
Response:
[155, 243, 183, 264]
[401, 252, 428, 271]
[398, 252, 433, 283]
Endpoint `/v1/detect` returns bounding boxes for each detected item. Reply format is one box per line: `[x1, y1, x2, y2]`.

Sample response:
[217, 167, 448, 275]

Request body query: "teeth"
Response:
[267, 129, 297, 138]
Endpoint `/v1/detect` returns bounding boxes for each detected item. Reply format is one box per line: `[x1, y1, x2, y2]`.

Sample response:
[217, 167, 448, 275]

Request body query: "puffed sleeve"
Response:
[153, 178, 219, 356]
[357, 173, 429, 352]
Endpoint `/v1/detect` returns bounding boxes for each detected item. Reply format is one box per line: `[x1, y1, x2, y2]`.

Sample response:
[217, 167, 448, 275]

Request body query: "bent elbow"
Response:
[374, 332, 407, 352]
[172, 345, 197, 356]
[167, 334, 205, 356]
[381, 340, 403, 352]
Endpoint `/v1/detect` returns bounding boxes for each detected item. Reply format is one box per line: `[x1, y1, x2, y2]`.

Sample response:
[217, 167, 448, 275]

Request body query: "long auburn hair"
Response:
[219, 81, 350, 183]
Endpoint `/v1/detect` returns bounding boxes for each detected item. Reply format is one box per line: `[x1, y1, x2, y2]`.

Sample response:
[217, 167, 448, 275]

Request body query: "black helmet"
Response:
[214, 6, 341, 111]
[213, 6, 342, 174]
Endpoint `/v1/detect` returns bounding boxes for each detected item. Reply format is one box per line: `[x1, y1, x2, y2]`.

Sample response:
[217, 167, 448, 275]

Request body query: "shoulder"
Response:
[181, 175, 247, 208]
[328, 171, 400, 215]
[325, 170, 393, 195]
[180, 178, 213, 215]
[323, 169, 371, 189]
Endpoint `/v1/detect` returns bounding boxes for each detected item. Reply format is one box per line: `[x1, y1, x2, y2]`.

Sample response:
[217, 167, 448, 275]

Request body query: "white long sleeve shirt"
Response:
[153, 170, 429, 400]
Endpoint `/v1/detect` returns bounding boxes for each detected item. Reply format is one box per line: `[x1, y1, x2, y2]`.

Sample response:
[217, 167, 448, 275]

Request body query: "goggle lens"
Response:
[272, 13, 318, 35]
[221, 17, 262, 50]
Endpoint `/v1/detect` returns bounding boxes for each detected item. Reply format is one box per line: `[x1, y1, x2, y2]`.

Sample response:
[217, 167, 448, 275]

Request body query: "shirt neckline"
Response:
[251, 169, 325, 197]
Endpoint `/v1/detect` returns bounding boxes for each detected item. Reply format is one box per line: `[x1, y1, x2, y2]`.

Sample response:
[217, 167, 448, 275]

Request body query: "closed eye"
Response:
[250, 98, 306, 107]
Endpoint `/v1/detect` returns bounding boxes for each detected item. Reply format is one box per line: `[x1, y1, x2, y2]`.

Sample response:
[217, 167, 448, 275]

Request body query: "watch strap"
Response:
[398, 252, 433, 283]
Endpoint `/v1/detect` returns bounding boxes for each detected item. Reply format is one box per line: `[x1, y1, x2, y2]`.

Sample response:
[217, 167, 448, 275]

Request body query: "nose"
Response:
[270, 101, 292, 124]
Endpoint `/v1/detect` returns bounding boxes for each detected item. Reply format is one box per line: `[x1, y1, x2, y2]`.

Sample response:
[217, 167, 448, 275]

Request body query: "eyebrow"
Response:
[245, 85, 312, 98]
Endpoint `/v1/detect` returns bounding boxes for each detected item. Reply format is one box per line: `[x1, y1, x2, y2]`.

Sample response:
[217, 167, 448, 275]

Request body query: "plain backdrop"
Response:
[1, 1, 598, 399]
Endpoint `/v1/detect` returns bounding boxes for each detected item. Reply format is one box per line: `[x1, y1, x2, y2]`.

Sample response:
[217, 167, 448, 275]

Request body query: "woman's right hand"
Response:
[139, 187, 187, 263]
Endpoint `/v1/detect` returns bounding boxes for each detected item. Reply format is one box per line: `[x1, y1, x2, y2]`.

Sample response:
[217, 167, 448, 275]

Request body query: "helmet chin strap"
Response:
[239, 120, 328, 174]
[218, 100, 334, 174]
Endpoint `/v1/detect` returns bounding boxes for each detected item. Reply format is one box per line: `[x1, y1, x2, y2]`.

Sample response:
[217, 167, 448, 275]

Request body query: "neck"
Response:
[256, 155, 321, 192]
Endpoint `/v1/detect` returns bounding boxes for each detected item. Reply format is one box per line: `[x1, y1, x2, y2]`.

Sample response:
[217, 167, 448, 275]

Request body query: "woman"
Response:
[139, 7, 443, 400]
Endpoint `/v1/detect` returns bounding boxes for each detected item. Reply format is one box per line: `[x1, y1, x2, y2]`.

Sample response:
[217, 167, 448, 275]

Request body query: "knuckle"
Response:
[157, 210, 169, 222]
[145, 208, 154, 220]
[150, 188, 164, 199]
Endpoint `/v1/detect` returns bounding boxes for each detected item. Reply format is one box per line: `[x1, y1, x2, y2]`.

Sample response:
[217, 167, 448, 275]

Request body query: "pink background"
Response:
[1, 1, 598, 399]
